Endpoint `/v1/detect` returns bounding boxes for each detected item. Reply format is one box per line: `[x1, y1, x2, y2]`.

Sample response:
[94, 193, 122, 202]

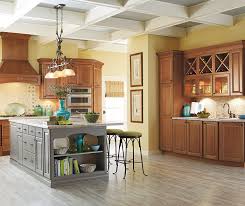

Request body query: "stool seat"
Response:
[107, 129, 123, 135]
[119, 131, 142, 138]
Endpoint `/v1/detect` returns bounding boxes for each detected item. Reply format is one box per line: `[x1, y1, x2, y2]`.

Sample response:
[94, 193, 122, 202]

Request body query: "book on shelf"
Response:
[54, 157, 80, 177]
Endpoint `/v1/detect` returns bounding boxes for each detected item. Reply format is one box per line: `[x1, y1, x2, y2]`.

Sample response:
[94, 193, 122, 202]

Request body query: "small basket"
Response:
[80, 164, 96, 173]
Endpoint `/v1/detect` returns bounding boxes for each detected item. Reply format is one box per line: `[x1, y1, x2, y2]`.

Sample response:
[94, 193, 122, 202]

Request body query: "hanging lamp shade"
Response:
[45, 71, 58, 79]
[62, 68, 76, 77]
[54, 70, 64, 78]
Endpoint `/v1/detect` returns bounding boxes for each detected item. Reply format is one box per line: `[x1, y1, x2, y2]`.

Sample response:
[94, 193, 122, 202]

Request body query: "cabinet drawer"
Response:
[23, 134, 35, 153]
[35, 128, 43, 138]
[23, 150, 35, 171]
[22, 125, 28, 134]
[16, 124, 22, 133]
[28, 126, 36, 136]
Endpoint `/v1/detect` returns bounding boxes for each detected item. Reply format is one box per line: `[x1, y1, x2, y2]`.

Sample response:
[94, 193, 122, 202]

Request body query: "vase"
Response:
[76, 134, 85, 153]
[56, 99, 70, 120]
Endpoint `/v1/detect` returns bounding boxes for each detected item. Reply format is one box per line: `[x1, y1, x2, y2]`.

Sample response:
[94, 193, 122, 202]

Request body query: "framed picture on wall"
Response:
[130, 52, 143, 87]
[130, 89, 143, 123]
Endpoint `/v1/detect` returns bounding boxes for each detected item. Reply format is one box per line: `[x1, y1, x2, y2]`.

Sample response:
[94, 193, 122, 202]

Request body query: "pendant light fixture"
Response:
[45, 4, 75, 79]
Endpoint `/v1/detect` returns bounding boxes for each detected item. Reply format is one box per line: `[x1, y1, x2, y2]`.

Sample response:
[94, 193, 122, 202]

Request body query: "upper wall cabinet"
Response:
[184, 41, 245, 97]
[38, 59, 103, 99]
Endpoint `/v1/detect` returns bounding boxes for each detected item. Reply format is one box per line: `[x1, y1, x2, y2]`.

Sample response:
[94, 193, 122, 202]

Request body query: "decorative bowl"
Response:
[80, 164, 96, 173]
[54, 147, 68, 155]
[197, 112, 210, 118]
[90, 144, 100, 151]
[239, 115, 245, 119]
[84, 113, 100, 123]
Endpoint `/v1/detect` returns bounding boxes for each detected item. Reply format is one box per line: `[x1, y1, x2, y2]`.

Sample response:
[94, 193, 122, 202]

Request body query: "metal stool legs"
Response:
[114, 137, 147, 178]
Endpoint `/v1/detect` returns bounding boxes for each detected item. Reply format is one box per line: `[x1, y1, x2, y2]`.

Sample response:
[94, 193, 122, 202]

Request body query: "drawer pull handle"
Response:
[30, 130, 34, 133]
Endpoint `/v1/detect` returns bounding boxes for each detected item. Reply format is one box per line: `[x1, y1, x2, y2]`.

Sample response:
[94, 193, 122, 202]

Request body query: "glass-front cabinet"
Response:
[213, 74, 229, 96]
[184, 78, 197, 97]
[198, 76, 212, 96]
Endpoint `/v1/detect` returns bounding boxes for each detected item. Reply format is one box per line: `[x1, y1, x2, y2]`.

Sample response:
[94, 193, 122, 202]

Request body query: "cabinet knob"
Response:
[24, 157, 27, 160]
[23, 141, 27, 144]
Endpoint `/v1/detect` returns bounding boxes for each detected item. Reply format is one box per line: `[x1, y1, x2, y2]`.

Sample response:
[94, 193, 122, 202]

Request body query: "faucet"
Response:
[223, 103, 236, 118]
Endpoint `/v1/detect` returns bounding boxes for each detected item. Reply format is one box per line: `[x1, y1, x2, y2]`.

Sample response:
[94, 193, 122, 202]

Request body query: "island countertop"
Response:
[8, 117, 123, 128]
[172, 117, 245, 122]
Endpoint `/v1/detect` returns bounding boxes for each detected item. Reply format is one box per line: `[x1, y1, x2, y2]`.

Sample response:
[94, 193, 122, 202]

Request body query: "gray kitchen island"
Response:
[9, 118, 108, 188]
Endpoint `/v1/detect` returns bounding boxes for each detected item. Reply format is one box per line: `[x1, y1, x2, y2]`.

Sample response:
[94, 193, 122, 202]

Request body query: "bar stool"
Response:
[113, 131, 147, 179]
[106, 129, 123, 170]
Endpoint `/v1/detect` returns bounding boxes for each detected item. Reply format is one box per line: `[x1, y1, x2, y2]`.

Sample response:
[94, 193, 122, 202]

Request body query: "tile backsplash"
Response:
[0, 83, 57, 115]
[198, 97, 245, 118]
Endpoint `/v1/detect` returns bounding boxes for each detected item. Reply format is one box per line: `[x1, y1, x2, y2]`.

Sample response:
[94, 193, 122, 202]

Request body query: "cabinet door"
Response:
[10, 124, 18, 161]
[203, 122, 218, 160]
[186, 121, 203, 157]
[66, 67, 78, 86]
[77, 64, 93, 87]
[94, 67, 102, 87]
[43, 130, 50, 178]
[17, 133, 23, 164]
[231, 50, 243, 95]
[41, 65, 59, 99]
[36, 137, 43, 175]
[94, 87, 102, 114]
[1, 120, 10, 153]
[213, 74, 230, 96]
[160, 117, 172, 151]
[159, 55, 172, 83]
[173, 120, 187, 154]
[160, 84, 173, 116]
[219, 123, 244, 162]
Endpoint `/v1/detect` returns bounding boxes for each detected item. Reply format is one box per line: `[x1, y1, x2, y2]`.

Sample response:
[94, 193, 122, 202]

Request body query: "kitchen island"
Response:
[9, 118, 108, 188]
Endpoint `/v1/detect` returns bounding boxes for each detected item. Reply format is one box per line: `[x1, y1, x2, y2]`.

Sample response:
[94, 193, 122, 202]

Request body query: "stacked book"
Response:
[54, 157, 80, 177]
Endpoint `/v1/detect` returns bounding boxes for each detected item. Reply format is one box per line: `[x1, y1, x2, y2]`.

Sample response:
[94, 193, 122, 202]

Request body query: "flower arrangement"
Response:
[50, 85, 71, 99]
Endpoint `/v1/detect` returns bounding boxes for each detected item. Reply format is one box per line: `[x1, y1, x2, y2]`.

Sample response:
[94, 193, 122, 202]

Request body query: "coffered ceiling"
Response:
[0, 0, 245, 52]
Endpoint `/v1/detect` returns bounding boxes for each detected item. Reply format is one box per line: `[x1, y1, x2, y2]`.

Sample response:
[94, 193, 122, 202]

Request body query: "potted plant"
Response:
[50, 85, 71, 120]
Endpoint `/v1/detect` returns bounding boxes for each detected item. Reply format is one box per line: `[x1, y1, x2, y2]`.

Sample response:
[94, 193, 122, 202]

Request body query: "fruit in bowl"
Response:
[84, 112, 100, 123]
[197, 110, 210, 118]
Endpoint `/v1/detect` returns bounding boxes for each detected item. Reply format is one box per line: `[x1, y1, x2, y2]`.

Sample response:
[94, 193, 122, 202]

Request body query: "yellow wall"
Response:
[78, 50, 127, 78]
[127, 34, 179, 154]
[180, 16, 245, 50]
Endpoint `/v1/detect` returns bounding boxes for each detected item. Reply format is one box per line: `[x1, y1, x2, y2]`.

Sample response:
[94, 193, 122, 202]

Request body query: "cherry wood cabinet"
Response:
[0, 120, 10, 156]
[173, 120, 187, 154]
[94, 67, 102, 87]
[203, 122, 218, 160]
[158, 51, 187, 152]
[93, 86, 102, 114]
[219, 122, 244, 163]
[186, 121, 203, 157]
[76, 64, 93, 87]
[184, 41, 245, 97]
[160, 117, 172, 151]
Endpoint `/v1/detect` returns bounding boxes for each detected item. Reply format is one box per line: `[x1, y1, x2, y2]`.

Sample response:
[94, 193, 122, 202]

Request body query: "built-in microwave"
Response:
[67, 87, 92, 107]
[68, 107, 92, 117]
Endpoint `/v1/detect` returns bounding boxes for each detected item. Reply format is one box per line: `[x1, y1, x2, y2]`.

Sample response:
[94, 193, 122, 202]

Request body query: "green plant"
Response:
[50, 85, 71, 99]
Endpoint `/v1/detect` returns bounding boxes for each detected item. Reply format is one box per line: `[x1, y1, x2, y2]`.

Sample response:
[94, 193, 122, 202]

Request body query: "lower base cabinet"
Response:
[173, 120, 187, 154]
[160, 118, 173, 151]
[219, 122, 244, 163]
[186, 121, 203, 157]
[203, 122, 218, 160]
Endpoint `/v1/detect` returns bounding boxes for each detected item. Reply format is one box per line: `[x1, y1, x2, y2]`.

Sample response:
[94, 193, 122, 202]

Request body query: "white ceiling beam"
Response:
[189, 0, 245, 18]
[123, 0, 152, 8]
[76, 0, 124, 8]
[3, 0, 41, 29]
[95, 17, 144, 32]
[23, 6, 85, 26]
[145, 16, 186, 33]
[130, 0, 188, 19]
[110, 30, 137, 41]
[66, 29, 111, 42]
[192, 14, 234, 26]
[150, 26, 186, 38]
[0, 1, 13, 15]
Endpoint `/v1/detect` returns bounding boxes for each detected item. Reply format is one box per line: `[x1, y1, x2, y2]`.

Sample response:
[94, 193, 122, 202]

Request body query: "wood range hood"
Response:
[0, 32, 40, 85]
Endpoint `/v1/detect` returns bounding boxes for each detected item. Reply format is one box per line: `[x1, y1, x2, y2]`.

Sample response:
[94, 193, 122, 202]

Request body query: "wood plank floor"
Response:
[1, 154, 245, 206]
